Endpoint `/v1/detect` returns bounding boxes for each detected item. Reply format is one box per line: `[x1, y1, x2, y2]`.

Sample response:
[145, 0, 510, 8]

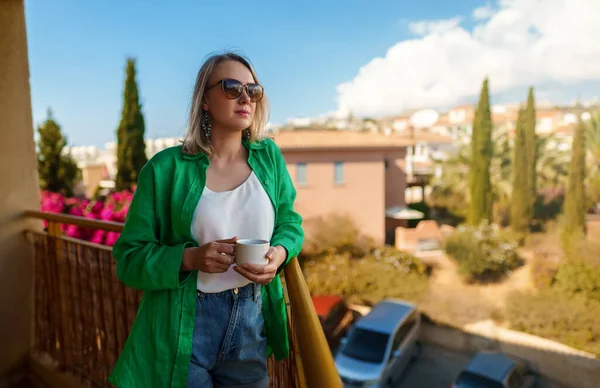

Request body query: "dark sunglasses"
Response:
[207, 78, 264, 102]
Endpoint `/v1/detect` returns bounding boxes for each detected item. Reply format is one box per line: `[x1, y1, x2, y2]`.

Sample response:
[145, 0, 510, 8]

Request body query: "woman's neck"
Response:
[209, 128, 244, 162]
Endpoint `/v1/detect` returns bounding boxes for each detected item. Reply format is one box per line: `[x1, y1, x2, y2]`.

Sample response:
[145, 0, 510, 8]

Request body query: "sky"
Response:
[25, 0, 600, 147]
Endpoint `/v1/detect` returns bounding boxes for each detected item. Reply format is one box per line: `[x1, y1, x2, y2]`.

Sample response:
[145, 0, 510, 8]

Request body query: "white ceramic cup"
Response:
[235, 239, 270, 266]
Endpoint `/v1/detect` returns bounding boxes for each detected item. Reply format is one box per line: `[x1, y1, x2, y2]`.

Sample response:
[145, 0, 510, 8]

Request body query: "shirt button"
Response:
[265, 180, 269, 184]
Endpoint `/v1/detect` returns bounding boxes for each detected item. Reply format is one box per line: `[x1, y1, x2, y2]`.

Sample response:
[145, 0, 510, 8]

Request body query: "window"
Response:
[392, 312, 418, 349]
[296, 163, 307, 185]
[334, 161, 344, 184]
[342, 328, 389, 363]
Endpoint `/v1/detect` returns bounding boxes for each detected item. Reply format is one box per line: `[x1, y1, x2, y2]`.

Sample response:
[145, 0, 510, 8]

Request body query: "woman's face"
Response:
[203, 60, 258, 133]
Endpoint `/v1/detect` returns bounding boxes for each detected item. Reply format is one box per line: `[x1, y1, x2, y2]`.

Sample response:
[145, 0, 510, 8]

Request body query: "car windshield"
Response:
[456, 372, 504, 388]
[341, 328, 389, 363]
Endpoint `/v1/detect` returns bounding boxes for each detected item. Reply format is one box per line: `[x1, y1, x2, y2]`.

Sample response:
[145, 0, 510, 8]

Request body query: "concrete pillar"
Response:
[0, 0, 41, 380]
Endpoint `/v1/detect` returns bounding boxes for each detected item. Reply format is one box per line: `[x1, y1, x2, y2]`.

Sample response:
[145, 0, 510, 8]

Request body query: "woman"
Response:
[109, 52, 304, 388]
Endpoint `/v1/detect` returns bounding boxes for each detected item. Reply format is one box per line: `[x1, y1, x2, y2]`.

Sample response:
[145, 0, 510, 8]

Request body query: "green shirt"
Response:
[109, 138, 304, 388]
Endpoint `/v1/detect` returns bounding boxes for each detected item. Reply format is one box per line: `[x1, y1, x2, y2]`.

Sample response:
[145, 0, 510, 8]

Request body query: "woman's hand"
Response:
[234, 245, 287, 285]
[182, 237, 237, 273]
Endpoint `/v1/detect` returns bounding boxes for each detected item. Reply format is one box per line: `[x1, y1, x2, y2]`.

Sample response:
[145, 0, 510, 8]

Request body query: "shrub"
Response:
[444, 222, 523, 283]
[407, 201, 430, 227]
[429, 206, 465, 227]
[553, 236, 600, 302]
[505, 289, 600, 355]
[303, 248, 429, 306]
[534, 190, 564, 225]
[301, 213, 374, 258]
[530, 253, 559, 289]
[40, 189, 133, 245]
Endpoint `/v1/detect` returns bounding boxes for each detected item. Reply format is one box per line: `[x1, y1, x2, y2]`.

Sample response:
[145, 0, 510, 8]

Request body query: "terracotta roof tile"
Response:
[537, 109, 561, 118]
[554, 124, 575, 135]
[272, 130, 415, 149]
[452, 104, 475, 110]
[393, 131, 454, 144]
[435, 115, 450, 126]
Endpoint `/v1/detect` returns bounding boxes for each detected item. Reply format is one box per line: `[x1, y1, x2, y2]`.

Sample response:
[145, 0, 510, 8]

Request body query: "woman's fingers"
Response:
[240, 263, 269, 274]
[214, 242, 235, 255]
[234, 266, 261, 282]
[265, 247, 277, 261]
[234, 264, 276, 285]
[214, 253, 235, 266]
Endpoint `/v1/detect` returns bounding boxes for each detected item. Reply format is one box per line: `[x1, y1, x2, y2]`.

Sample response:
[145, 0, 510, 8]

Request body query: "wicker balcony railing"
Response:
[24, 210, 341, 388]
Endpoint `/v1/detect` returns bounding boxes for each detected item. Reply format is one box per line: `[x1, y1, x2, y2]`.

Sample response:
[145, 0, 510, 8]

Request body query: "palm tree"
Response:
[429, 129, 570, 225]
[536, 134, 570, 189]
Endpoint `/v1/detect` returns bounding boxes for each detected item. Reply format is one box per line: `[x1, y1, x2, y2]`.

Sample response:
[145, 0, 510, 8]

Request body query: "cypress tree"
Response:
[510, 108, 529, 234]
[468, 78, 494, 225]
[37, 109, 80, 196]
[524, 87, 537, 220]
[115, 58, 147, 191]
[562, 118, 587, 241]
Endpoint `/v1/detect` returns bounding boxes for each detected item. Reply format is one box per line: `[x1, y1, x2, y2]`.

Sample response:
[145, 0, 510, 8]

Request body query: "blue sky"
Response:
[25, 0, 600, 148]
[25, 0, 484, 147]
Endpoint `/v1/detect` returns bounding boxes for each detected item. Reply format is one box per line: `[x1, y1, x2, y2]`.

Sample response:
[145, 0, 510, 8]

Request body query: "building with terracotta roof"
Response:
[271, 130, 416, 244]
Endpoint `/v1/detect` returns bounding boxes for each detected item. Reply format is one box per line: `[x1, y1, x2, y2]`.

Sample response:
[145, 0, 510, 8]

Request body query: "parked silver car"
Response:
[452, 351, 538, 388]
[334, 299, 421, 388]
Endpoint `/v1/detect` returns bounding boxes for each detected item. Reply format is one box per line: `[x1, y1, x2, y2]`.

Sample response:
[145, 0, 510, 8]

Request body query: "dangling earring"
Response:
[202, 111, 211, 141]
[244, 129, 250, 140]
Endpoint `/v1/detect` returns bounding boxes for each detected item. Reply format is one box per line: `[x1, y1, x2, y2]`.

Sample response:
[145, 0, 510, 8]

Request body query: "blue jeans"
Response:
[186, 283, 269, 388]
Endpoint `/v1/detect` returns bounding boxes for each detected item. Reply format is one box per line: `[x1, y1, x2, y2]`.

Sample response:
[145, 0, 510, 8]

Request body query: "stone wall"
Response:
[419, 319, 600, 388]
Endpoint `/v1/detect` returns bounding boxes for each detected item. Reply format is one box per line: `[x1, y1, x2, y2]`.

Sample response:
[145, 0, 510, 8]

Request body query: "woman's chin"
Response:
[226, 117, 252, 131]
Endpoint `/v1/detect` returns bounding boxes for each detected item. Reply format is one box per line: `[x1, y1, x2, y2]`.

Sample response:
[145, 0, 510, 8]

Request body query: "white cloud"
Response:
[408, 17, 462, 36]
[335, 0, 600, 118]
[473, 5, 494, 20]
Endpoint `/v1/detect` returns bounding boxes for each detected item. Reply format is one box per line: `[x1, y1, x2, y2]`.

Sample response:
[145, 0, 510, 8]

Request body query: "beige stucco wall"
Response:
[81, 164, 105, 198]
[0, 0, 41, 379]
[383, 150, 407, 208]
[283, 149, 387, 244]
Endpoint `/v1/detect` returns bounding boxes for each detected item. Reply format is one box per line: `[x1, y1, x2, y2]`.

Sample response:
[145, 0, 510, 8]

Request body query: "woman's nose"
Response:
[238, 87, 251, 104]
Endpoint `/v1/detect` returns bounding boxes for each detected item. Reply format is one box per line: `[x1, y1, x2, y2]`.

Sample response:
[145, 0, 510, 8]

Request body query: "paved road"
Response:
[397, 345, 565, 388]
[397, 344, 470, 387]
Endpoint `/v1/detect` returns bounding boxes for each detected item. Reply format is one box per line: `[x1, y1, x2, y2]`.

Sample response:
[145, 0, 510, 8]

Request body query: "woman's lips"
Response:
[235, 110, 250, 117]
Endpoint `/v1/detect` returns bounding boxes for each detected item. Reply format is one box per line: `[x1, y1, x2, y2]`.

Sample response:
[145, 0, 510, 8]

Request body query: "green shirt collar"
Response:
[181, 138, 267, 162]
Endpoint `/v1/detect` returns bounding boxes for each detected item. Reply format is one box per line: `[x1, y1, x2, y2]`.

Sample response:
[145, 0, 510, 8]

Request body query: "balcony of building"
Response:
[0, 1, 341, 387]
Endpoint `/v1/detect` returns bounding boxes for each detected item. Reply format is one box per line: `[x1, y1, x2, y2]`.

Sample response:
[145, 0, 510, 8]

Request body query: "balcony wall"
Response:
[0, 0, 42, 381]
[22, 212, 342, 388]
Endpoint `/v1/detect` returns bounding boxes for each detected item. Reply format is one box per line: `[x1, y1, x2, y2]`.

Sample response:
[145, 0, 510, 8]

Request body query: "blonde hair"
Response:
[182, 51, 270, 155]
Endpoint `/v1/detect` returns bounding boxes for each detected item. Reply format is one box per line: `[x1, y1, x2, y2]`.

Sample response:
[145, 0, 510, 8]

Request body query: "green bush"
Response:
[554, 260, 600, 302]
[505, 289, 600, 355]
[553, 237, 600, 302]
[407, 201, 430, 227]
[534, 191, 564, 225]
[301, 213, 374, 259]
[530, 254, 559, 289]
[303, 249, 430, 306]
[444, 222, 523, 283]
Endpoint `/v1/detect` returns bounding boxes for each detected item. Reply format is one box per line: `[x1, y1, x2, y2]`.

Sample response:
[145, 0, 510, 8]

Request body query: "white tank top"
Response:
[190, 171, 275, 293]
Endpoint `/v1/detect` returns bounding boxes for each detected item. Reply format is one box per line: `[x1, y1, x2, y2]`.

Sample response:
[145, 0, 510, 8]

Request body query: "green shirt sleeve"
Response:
[268, 141, 304, 272]
[112, 163, 192, 291]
